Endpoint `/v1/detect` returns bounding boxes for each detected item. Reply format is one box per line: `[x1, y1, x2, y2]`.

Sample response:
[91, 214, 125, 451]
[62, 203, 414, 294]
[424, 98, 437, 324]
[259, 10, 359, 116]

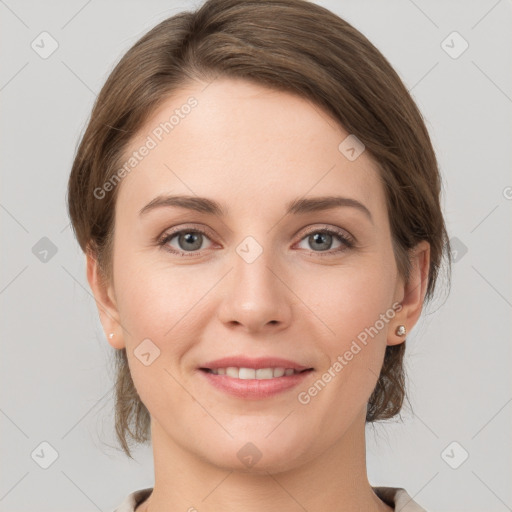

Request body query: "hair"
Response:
[67, 0, 452, 458]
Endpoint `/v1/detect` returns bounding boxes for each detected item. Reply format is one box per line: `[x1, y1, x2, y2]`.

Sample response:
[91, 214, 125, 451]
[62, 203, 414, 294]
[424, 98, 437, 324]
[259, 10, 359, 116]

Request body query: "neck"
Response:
[137, 407, 392, 512]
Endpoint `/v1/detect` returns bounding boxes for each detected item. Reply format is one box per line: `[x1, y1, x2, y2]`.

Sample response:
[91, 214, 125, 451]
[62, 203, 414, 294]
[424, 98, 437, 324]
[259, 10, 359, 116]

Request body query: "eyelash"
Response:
[157, 225, 355, 258]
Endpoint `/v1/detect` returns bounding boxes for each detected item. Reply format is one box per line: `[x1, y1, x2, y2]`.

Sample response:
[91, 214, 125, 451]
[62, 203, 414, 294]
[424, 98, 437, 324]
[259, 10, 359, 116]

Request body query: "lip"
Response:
[198, 367, 314, 399]
[199, 356, 312, 371]
[198, 356, 315, 400]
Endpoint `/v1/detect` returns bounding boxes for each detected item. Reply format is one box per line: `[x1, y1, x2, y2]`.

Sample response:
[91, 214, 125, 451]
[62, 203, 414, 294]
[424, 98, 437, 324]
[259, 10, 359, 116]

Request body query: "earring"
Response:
[108, 332, 114, 339]
[395, 325, 406, 336]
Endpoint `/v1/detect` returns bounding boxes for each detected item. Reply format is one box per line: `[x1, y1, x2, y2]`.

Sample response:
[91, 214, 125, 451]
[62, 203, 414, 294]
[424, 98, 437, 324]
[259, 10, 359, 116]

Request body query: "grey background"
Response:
[1, 1, 511, 511]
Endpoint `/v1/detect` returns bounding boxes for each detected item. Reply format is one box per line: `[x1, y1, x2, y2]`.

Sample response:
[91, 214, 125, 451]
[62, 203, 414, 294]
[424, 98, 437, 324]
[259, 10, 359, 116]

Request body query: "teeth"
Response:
[273, 367, 285, 378]
[256, 368, 273, 379]
[239, 368, 256, 379]
[226, 367, 239, 378]
[209, 367, 300, 379]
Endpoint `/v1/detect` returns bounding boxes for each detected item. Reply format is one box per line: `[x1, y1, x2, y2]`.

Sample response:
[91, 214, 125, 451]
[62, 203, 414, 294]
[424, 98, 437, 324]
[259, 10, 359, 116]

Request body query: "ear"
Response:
[86, 249, 125, 349]
[388, 240, 430, 346]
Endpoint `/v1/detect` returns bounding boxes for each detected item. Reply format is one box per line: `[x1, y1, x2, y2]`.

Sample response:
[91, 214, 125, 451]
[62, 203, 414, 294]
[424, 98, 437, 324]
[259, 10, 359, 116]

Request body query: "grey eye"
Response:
[167, 231, 210, 252]
[297, 231, 343, 252]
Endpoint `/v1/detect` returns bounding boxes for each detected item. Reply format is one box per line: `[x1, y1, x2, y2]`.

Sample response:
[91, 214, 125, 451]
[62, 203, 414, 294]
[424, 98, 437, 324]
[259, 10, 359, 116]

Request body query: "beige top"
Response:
[113, 486, 428, 511]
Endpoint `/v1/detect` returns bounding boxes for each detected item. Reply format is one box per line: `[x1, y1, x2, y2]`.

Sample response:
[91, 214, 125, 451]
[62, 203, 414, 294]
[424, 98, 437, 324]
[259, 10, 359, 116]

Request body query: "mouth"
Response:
[199, 367, 313, 379]
[197, 365, 315, 400]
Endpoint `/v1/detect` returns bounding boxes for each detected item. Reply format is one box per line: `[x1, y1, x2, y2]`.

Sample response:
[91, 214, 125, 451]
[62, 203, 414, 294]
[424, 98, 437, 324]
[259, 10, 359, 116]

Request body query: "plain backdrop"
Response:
[1, 1, 511, 511]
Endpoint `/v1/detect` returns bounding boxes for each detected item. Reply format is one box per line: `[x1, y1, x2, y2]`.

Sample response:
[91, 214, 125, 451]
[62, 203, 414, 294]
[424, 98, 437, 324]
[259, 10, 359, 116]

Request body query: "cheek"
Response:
[112, 226, 194, 336]
[302, 257, 396, 399]
[115, 263, 203, 342]
[112, 248, 219, 392]
[114, 261, 205, 414]
[296, 265, 395, 418]
[303, 260, 395, 340]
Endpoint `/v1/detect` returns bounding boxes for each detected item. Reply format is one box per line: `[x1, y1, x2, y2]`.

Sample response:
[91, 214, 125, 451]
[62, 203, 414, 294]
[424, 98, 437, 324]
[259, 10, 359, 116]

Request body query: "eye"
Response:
[158, 227, 214, 256]
[295, 227, 354, 255]
[157, 225, 354, 257]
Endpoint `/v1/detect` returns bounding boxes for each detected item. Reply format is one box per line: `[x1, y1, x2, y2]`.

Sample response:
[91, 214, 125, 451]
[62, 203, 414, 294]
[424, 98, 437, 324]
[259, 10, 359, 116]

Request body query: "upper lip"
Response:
[200, 356, 313, 371]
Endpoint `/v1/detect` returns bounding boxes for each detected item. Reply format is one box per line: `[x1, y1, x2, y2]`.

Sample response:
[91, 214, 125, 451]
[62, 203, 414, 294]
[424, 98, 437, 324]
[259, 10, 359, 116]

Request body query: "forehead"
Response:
[115, 77, 385, 220]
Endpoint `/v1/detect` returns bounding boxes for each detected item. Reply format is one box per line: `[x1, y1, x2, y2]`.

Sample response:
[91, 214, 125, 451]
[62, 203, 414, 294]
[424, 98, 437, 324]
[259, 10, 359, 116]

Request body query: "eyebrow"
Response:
[139, 194, 372, 222]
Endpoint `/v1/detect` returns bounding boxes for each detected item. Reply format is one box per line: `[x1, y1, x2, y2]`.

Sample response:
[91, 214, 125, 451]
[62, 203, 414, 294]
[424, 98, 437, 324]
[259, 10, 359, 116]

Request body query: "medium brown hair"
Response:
[67, 0, 451, 458]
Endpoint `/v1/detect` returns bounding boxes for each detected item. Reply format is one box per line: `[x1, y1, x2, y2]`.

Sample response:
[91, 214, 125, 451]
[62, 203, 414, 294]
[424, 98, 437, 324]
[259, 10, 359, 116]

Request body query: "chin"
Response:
[199, 435, 313, 475]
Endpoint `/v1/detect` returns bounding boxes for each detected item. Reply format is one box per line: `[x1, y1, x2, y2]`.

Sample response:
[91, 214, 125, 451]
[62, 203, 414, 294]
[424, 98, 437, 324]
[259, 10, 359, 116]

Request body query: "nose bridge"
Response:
[233, 234, 282, 301]
[217, 233, 292, 330]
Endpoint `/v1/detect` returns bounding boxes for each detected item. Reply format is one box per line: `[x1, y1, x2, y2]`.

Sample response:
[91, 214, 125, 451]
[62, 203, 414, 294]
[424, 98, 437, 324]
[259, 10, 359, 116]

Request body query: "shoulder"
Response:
[112, 488, 153, 512]
[372, 486, 428, 511]
[114, 486, 428, 512]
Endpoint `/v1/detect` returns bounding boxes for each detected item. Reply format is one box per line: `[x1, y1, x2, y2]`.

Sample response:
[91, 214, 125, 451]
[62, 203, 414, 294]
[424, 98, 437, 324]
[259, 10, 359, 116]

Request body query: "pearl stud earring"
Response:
[109, 332, 114, 339]
[395, 325, 406, 336]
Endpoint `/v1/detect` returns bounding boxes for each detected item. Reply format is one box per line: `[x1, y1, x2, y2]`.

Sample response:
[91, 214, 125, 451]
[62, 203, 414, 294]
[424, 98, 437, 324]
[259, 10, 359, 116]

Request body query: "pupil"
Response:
[311, 232, 331, 250]
[181, 232, 201, 251]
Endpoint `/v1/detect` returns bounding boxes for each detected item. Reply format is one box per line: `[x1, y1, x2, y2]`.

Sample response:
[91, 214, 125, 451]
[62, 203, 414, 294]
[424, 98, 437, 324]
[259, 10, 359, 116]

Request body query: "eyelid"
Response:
[157, 223, 217, 244]
[297, 224, 355, 244]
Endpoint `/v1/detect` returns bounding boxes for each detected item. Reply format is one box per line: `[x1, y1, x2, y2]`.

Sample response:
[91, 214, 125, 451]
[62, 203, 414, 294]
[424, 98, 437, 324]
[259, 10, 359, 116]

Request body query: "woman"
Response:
[67, 0, 451, 510]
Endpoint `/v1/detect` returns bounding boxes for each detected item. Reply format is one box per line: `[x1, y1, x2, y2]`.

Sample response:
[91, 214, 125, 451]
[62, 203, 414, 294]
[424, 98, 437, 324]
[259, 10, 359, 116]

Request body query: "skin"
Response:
[87, 77, 430, 512]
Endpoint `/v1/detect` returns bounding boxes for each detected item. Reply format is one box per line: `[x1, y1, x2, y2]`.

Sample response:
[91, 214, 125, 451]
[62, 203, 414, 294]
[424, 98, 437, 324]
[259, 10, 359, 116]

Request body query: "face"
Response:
[94, 77, 421, 473]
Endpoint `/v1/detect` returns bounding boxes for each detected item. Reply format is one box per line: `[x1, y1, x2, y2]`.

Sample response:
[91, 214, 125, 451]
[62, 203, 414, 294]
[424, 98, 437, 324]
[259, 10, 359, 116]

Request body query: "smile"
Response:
[201, 367, 309, 379]
[199, 367, 314, 399]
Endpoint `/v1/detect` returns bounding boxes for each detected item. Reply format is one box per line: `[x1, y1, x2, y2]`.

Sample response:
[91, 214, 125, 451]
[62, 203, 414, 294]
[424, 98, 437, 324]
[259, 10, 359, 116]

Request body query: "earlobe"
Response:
[388, 241, 430, 346]
[395, 324, 406, 337]
[86, 250, 125, 349]
[388, 319, 408, 347]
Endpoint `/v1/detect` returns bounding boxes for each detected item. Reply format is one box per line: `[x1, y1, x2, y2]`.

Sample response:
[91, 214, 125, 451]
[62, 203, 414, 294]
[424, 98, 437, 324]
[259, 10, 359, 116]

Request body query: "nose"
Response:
[216, 245, 293, 334]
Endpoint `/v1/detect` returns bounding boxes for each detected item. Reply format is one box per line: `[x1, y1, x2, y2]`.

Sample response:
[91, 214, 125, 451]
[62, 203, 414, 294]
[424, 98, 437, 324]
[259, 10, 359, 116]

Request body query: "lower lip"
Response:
[198, 369, 314, 399]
